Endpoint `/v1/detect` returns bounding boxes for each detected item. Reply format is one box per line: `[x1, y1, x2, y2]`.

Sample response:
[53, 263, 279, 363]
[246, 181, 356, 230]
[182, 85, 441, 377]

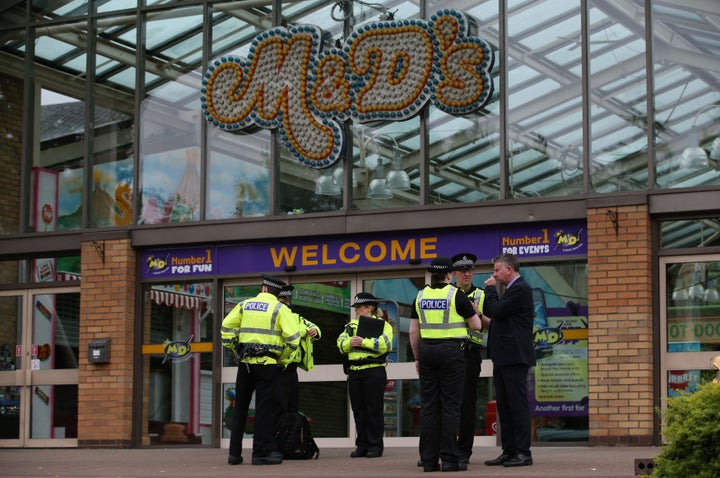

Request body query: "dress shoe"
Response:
[417, 459, 424, 467]
[350, 447, 367, 458]
[227, 455, 243, 465]
[484, 452, 513, 466]
[366, 449, 382, 458]
[422, 462, 440, 472]
[441, 462, 460, 472]
[251, 451, 283, 465]
[503, 453, 533, 467]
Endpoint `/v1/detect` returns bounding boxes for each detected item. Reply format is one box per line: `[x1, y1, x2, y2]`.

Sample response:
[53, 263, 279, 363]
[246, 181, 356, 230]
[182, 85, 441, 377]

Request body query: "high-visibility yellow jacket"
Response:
[415, 284, 468, 340]
[465, 285, 485, 346]
[280, 312, 321, 370]
[337, 315, 393, 372]
[220, 292, 301, 365]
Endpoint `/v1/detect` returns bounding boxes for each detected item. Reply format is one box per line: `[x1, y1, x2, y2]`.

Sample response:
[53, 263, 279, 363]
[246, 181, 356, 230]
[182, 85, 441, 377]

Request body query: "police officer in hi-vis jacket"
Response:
[221, 274, 301, 466]
[337, 292, 393, 459]
[410, 257, 482, 472]
[451, 253, 486, 468]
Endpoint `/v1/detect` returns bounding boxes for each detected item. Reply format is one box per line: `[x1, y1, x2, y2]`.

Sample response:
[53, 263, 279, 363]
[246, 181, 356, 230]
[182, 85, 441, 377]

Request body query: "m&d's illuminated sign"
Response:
[200, 9, 494, 169]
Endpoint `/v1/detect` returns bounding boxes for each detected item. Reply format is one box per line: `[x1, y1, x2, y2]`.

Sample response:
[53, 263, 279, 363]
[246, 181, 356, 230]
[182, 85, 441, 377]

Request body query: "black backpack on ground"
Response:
[275, 411, 320, 460]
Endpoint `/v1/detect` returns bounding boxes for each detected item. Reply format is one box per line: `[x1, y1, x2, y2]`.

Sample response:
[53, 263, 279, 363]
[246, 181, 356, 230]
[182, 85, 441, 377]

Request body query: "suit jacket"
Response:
[482, 276, 536, 367]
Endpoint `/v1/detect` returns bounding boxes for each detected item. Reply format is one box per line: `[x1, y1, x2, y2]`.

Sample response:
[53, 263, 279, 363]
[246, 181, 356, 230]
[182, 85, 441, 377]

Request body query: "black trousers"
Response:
[418, 339, 465, 466]
[279, 362, 300, 412]
[348, 366, 387, 453]
[228, 363, 283, 459]
[457, 345, 482, 459]
[493, 363, 532, 457]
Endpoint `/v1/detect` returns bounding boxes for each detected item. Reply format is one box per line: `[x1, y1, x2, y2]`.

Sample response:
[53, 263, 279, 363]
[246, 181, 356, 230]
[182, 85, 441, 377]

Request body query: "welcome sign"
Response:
[200, 9, 494, 169]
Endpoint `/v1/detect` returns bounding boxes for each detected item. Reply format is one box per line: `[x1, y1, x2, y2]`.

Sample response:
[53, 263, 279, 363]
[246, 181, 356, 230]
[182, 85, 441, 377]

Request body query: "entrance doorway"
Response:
[219, 270, 497, 450]
[0, 287, 80, 447]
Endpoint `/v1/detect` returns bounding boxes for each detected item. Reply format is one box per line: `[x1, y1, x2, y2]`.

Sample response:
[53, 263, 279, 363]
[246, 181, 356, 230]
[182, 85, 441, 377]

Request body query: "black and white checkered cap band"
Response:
[353, 297, 375, 305]
[263, 277, 285, 289]
[453, 257, 475, 269]
[428, 263, 451, 272]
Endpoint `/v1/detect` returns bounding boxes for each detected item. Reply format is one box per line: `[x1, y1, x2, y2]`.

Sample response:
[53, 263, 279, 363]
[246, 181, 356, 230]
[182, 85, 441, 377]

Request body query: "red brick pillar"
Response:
[586, 203, 654, 445]
[78, 235, 135, 447]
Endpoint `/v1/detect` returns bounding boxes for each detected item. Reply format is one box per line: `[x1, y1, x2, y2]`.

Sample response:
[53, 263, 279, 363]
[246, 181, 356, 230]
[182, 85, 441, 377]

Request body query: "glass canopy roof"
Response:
[0, 0, 718, 245]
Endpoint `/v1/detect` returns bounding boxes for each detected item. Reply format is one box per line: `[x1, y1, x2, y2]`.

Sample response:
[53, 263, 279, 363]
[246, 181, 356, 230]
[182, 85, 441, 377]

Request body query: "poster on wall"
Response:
[529, 311, 589, 442]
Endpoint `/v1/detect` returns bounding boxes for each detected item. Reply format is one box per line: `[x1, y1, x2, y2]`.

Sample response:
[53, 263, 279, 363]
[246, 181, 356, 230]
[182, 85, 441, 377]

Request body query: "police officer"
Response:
[451, 253, 485, 467]
[278, 284, 321, 413]
[337, 292, 393, 459]
[410, 257, 482, 472]
[221, 274, 301, 466]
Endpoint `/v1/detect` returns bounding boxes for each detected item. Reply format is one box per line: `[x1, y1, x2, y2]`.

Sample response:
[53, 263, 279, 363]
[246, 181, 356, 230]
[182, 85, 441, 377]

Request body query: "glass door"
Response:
[660, 255, 720, 402]
[140, 281, 215, 446]
[0, 287, 80, 448]
[220, 274, 353, 448]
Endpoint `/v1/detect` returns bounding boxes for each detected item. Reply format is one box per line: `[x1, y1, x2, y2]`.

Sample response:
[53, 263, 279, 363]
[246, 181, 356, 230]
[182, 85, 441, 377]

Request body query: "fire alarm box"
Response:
[88, 339, 110, 364]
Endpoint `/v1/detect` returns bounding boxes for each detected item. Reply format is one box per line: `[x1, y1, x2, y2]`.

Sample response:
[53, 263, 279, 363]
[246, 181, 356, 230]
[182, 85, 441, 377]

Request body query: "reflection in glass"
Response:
[666, 262, 720, 353]
[0, 386, 20, 438]
[32, 292, 80, 370]
[30, 384, 78, 439]
[0, 296, 22, 372]
[208, 129, 271, 219]
[37, 89, 85, 231]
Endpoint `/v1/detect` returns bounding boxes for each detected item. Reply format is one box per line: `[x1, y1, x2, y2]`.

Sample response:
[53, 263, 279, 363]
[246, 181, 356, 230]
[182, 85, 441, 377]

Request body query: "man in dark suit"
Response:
[482, 253, 535, 467]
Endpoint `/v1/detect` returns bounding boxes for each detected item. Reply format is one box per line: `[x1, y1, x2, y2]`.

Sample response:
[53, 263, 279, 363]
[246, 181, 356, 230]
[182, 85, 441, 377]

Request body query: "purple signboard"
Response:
[141, 220, 585, 279]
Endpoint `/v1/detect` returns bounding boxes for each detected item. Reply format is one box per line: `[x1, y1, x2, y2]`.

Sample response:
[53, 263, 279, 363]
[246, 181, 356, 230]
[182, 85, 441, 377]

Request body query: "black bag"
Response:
[275, 411, 320, 460]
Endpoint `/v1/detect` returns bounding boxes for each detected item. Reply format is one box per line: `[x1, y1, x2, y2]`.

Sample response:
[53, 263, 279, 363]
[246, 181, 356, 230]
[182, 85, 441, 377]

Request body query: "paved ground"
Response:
[0, 446, 660, 478]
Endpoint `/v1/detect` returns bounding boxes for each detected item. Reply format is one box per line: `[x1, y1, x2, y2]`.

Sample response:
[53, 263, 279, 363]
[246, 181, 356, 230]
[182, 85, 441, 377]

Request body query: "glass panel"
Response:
[30, 384, 78, 439]
[32, 292, 80, 370]
[667, 369, 717, 397]
[206, 128, 271, 220]
[589, 0, 648, 192]
[56, 256, 81, 283]
[90, 91, 135, 226]
[363, 276, 422, 364]
[139, 6, 204, 223]
[666, 261, 720, 352]
[31, 0, 88, 19]
[97, 0, 138, 13]
[143, 282, 214, 445]
[653, 1, 720, 189]
[0, 71, 23, 234]
[0, 260, 27, 285]
[30, 257, 79, 284]
[36, 89, 85, 231]
[352, 121, 421, 210]
[427, 0, 501, 203]
[0, 295, 22, 372]
[523, 262, 589, 442]
[660, 218, 720, 249]
[508, 0, 584, 198]
[0, 386, 21, 438]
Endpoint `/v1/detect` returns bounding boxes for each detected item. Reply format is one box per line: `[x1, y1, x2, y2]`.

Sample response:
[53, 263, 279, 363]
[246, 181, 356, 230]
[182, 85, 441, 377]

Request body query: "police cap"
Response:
[279, 284, 294, 300]
[451, 253, 477, 270]
[427, 257, 453, 273]
[350, 292, 378, 307]
[261, 274, 287, 289]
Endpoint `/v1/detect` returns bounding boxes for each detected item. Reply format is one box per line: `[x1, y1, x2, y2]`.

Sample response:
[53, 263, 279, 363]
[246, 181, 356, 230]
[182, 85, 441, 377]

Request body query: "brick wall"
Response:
[587, 204, 654, 445]
[0, 73, 22, 253]
[78, 237, 135, 448]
